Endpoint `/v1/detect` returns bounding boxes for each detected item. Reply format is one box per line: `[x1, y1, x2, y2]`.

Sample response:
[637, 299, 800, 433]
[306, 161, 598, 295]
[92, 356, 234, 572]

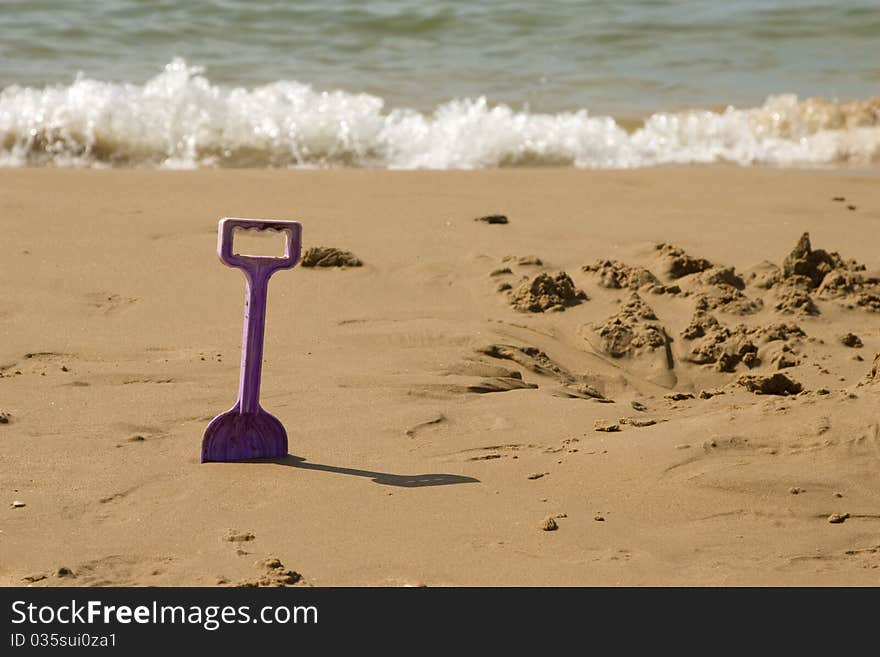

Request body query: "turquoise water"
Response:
[1, 1, 878, 168]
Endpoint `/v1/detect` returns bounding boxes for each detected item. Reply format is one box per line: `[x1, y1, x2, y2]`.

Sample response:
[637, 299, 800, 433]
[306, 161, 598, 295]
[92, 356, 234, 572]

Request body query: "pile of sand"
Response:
[688, 266, 763, 315]
[737, 372, 803, 395]
[301, 246, 363, 267]
[582, 258, 681, 295]
[582, 259, 660, 291]
[654, 242, 713, 279]
[592, 292, 668, 358]
[681, 313, 804, 372]
[508, 271, 587, 313]
[751, 232, 880, 315]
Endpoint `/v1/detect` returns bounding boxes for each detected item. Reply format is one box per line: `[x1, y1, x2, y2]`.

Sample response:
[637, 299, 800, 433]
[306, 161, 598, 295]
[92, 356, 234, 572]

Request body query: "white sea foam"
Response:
[1, 59, 878, 169]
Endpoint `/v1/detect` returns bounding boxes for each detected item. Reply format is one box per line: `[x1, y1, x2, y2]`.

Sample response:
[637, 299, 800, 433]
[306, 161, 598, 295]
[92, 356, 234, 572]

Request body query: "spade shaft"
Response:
[239, 267, 269, 413]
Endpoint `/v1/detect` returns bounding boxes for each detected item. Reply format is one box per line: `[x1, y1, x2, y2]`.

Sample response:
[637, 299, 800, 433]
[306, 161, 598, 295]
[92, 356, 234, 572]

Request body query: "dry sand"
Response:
[1, 166, 879, 587]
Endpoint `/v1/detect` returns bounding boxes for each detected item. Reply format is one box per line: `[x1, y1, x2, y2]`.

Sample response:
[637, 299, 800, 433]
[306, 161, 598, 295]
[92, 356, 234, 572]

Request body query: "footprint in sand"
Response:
[404, 413, 447, 437]
[68, 555, 173, 586]
[4, 352, 78, 378]
[84, 292, 139, 315]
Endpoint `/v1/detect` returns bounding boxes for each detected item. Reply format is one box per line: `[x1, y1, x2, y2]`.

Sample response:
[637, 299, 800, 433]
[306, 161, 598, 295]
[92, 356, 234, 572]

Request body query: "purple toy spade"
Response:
[201, 218, 302, 463]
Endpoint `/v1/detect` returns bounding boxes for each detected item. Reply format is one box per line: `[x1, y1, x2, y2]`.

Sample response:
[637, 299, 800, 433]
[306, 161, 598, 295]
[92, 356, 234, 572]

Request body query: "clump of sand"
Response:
[593, 292, 668, 358]
[654, 243, 713, 279]
[583, 259, 660, 290]
[688, 266, 763, 315]
[646, 244, 761, 314]
[237, 557, 303, 588]
[693, 286, 763, 315]
[758, 232, 880, 315]
[680, 312, 759, 372]
[737, 372, 804, 395]
[582, 258, 681, 295]
[681, 313, 806, 373]
[301, 246, 363, 267]
[508, 271, 587, 313]
[782, 232, 845, 287]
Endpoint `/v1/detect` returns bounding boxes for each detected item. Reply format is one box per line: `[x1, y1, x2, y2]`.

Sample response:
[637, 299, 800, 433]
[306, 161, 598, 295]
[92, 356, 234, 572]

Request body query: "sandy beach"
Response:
[1, 166, 879, 586]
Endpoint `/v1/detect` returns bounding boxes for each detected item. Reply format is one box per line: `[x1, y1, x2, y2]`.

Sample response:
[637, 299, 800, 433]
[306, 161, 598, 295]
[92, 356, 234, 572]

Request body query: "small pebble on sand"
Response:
[527, 472, 547, 480]
[827, 513, 849, 524]
[11, 500, 25, 508]
[539, 516, 558, 531]
[594, 420, 620, 432]
[789, 487, 804, 495]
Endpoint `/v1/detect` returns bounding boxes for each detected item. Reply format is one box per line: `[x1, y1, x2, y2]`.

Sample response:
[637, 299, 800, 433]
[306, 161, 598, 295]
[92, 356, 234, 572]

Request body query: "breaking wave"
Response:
[2, 59, 879, 169]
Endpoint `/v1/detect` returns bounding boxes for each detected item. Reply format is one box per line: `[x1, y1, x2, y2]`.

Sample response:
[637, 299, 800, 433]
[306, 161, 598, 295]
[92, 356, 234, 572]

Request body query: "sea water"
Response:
[1, 0, 877, 168]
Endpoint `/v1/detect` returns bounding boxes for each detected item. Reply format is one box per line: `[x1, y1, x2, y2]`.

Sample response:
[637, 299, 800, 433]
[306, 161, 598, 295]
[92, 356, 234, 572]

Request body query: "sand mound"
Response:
[782, 232, 845, 288]
[764, 232, 880, 315]
[773, 284, 820, 315]
[593, 292, 668, 358]
[693, 286, 763, 315]
[854, 292, 880, 312]
[816, 268, 864, 299]
[692, 266, 746, 290]
[508, 271, 587, 313]
[745, 261, 783, 289]
[681, 313, 806, 373]
[737, 372, 803, 395]
[678, 264, 762, 315]
[680, 312, 758, 371]
[238, 558, 303, 587]
[654, 243, 713, 279]
[301, 246, 363, 267]
[582, 259, 661, 291]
